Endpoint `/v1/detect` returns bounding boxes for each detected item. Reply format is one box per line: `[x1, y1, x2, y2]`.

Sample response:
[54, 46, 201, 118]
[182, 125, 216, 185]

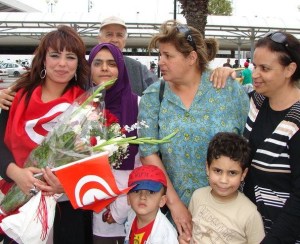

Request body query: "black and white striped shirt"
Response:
[244, 92, 300, 243]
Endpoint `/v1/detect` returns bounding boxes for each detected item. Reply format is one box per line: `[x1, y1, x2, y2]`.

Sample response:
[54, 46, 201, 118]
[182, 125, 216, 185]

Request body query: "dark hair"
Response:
[148, 20, 218, 73]
[256, 31, 300, 83]
[13, 25, 90, 103]
[207, 132, 250, 171]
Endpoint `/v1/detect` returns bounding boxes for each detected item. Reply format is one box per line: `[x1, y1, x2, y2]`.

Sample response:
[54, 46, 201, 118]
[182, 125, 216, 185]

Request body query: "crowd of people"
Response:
[0, 15, 300, 244]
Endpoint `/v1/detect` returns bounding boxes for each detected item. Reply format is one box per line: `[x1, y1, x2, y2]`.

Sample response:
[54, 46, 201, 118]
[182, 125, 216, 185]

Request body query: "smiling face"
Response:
[90, 48, 118, 85]
[44, 47, 78, 87]
[206, 156, 248, 202]
[252, 46, 295, 98]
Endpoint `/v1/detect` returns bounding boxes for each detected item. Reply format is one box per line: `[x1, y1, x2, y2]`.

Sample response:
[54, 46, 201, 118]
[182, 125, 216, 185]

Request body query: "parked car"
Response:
[0, 67, 8, 77]
[0, 62, 27, 77]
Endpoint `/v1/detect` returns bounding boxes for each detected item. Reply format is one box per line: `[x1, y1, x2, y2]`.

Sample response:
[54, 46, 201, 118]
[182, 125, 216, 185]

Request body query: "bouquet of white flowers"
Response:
[0, 79, 176, 216]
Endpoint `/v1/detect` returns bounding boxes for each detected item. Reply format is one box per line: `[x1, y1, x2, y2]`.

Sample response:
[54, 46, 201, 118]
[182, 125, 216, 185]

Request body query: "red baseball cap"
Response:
[128, 165, 167, 192]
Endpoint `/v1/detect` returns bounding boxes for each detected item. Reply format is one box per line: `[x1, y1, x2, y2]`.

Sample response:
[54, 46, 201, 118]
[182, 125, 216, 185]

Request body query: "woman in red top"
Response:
[0, 25, 91, 244]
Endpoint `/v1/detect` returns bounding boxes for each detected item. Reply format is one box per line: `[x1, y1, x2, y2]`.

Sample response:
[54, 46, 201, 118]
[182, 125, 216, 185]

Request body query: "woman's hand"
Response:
[141, 154, 192, 241]
[210, 67, 236, 89]
[178, 232, 191, 244]
[35, 167, 64, 195]
[168, 199, 192, 242]
[0, 87, 16, 110]
[6, 163, 42, 196]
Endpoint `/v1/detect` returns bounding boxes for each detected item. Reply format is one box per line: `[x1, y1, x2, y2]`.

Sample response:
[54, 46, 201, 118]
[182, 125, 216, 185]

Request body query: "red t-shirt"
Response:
[129, 217, 155, 244]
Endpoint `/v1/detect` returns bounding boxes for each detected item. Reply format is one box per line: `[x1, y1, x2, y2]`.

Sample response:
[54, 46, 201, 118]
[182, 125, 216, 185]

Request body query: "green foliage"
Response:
[208, 0, 232, 16]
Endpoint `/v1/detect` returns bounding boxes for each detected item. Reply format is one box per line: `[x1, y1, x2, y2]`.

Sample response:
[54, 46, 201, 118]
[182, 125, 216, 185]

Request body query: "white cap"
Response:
[100, 16, 127, 30]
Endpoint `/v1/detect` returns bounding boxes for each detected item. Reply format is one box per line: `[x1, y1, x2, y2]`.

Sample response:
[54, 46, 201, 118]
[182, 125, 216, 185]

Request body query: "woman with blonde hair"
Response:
[138, 20, 249, 241]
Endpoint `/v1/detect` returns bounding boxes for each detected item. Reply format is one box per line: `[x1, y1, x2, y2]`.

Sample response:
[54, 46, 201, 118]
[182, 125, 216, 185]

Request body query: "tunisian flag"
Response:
[55, 152, 132, 213]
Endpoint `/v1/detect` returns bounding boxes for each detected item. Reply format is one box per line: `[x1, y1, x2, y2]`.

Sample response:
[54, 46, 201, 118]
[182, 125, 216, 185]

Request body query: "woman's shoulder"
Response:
[201, 70, 239, 92]
[143, 79, 163, 94]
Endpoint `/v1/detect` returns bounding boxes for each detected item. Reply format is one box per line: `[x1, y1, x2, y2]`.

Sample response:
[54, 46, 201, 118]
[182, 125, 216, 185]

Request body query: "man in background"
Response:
[232, 59, 241, 68]
[223, 58, 232, 68]
[241, 61, 253, 94]
[98, 16, 158, 96]
[246, 58, 254, 71]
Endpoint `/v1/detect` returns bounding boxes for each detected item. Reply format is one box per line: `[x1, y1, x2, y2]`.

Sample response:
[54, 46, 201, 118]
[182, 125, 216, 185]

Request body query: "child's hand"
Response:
[106, 211, 116, 224]
[178, 233, 190, 244]
[102, 208, 116, 224]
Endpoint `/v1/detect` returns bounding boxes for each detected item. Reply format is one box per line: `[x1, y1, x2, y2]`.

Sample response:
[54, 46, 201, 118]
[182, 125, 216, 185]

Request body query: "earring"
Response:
[239, 181, 245, 192]
[74, 73, 77, 81]
[40, 67, 46, 79]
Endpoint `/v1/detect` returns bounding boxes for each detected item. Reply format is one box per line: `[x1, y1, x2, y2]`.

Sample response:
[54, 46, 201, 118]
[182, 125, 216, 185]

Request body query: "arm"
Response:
[141, 63, 158, 87]
[0, 87, 16, 110]
[261, 133, 300, 243]
[124, 57, 151, 96]
[141, 154, 192, 240]
[0, 109, 14, 181]
[210, 67, 236, 89]
[0, 108, 42, 195]
[106, 194, 130, 224]
[107, 169, 132, 224]
[138, 85, 191, 240]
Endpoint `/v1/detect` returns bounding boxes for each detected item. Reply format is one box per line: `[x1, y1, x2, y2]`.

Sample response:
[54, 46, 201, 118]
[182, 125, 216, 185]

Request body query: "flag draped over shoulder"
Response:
[1, 85, 84, 195]
[55, 152, 132, 212]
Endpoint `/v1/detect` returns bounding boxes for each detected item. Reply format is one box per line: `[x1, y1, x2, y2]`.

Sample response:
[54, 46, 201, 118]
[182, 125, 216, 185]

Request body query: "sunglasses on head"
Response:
[265, 31, 288, 46]
[176, 24, 197, 51]
[264, 31, 293, 62]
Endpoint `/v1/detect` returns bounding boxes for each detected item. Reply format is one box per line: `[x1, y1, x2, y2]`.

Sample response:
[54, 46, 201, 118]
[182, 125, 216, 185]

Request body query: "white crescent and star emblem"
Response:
[75, 175, 118, 207]
[25, 103, 71, 144]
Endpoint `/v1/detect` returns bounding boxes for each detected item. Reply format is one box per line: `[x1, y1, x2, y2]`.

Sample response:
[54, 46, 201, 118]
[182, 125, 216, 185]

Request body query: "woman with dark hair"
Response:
[0, 25, 92, 244]
[243, 31, 300, 243]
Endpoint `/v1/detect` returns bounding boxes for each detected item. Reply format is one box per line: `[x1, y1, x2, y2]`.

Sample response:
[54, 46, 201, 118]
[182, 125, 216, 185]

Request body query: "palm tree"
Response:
[178, 0, 232, 37]
[178, 0, 209, 37]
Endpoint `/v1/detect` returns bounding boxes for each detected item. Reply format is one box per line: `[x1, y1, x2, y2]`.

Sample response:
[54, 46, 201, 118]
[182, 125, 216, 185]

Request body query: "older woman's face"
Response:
[91, 48, 119, 85]
[252, 46, 293, 98]
[45, 47, 78, 86]
[158, 42, 191, 83]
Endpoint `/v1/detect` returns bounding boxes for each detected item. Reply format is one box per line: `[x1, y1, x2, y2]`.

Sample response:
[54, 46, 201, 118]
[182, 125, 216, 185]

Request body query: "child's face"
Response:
[206, 156, 248, 202]
[127, 188, 167, 220]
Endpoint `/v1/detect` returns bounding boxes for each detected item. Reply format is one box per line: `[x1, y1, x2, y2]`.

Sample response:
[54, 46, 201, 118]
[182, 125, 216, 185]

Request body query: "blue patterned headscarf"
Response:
[89, 43, 138, 170]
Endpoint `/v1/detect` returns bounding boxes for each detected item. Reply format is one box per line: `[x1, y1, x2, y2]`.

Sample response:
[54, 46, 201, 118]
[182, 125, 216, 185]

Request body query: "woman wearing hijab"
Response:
[88, 43, 140, 244]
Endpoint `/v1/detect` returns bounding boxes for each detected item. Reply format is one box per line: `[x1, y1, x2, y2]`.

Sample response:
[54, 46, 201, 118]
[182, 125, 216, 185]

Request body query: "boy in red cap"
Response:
[124, 165, 178, 243]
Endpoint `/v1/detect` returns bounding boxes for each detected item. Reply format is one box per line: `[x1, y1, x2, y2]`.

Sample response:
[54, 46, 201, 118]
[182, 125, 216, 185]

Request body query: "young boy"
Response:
[180, 132, 265, 244]
[124, 165, 179, 244]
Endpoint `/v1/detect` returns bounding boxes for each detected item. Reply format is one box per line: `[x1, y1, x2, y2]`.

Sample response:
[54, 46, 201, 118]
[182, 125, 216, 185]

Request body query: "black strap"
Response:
[159, 80, 165, 104]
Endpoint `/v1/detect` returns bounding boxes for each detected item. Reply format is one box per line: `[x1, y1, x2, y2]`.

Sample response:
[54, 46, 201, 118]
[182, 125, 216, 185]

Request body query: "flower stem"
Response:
[80, 79, 116, 108]
[92, 131, 177, 152]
